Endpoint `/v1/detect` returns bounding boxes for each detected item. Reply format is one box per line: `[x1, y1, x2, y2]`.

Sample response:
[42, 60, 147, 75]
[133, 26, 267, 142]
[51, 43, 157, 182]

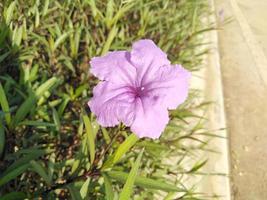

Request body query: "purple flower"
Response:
[88, 39, 190, 139]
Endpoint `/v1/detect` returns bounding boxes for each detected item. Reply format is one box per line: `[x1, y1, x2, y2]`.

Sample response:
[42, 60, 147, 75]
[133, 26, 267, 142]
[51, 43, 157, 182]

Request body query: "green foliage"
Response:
[0, 83, 11, 126]
[82, 113, 96, 164]
[0, 0, 214, 199]
[119, 149, 144, 200]
[103, 133, 139, 169]
[107, 171, 183, 192]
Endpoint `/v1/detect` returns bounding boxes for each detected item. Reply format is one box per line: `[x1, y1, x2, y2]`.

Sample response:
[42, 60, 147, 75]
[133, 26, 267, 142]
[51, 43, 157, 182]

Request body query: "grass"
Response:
[0, 0, 215, 199]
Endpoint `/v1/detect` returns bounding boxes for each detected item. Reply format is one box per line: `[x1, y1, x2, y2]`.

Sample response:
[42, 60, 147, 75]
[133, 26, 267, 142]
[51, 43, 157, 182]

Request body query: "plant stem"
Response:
[40, 128, 122, 196]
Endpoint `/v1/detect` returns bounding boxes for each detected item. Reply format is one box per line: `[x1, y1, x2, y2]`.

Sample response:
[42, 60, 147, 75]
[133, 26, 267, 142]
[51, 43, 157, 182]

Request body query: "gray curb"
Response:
[191, 0, 232, 199]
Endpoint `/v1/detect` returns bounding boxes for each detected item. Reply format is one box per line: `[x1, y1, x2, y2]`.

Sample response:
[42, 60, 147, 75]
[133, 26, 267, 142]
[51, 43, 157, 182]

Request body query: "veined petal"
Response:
[90, 51, 136, 85]
[144, 64, 191, 110]
[88, 39, 191, 139]
[130, 40, 170, 86]
[130, 97, 169, 139]
[88, 82, 135, 127]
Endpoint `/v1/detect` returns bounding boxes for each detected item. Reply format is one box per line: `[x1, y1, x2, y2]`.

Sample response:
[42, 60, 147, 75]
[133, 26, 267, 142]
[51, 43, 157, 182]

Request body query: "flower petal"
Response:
[90, 51, 136, 85]
[130, 97, 169, 139]
[88, 39, 191, 140]
[130, 40, 170, 86]
[144, 64, 191, 110]
[88, 82, 135, 127]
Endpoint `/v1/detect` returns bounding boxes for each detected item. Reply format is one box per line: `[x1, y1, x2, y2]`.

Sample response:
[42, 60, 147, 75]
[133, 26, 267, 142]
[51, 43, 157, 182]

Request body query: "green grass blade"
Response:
[0, 164, 29, 187]
[102, 127, 111, 144]
[102, 133, 139, 169]
[188, 160, 208, 173]
[105, 0, 114, 28]
[3, 151, 46, 175]
[5, 1, 16, 25]
[58, 95, 70, 117]
[30, 160, 51, 185]
[48, 153, 55, 182]
[119, 149, 143, 200]
[12, 77, 58, 126]
[0, 192, 26, 200]
[53, 31, 73, 52]
[52, 107, 61, 131]
[19, 120, 55, 127]
[0, 83, 11, 126]
[82, 113, 95, 164]
[12, 94, 36, 127]
[0, 51, 10, 63]
[42, 0, 49, 16]
[107, 171, 183, 192]
[80, 177, 91, 199]
[103, 174, 114, 200]
[12, 25, 23, 46]
[0, 122, 5, 157]
[114, 134, 138, 163]
[67, 185, 83, 200]
[101, 25, 118, 55]
[35, 77, 58, 98]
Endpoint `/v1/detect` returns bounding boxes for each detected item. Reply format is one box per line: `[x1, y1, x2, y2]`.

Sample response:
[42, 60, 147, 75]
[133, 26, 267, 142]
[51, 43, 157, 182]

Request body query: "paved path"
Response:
[215, 0, 267, 199]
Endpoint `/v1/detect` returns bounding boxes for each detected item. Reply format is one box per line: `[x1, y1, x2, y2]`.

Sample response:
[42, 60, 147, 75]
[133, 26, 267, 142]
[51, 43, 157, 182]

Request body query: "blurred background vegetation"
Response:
[0, 0, 214, 199]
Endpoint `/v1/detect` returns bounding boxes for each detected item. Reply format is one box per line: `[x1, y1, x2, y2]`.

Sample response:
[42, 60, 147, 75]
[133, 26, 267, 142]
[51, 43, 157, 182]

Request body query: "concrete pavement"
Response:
[214, 0, 267, 199]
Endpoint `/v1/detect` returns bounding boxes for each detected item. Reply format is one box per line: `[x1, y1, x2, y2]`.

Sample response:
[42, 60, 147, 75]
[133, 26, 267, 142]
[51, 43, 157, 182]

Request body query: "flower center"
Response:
[135, 86, 146, 98]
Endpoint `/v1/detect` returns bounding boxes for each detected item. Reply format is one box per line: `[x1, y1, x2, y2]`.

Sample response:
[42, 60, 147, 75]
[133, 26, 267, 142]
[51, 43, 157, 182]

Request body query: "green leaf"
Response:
[102, 127, 111, 144]
[53, 31, 73, 52]
[0, 192, 26, 200]
[30, 160, 51, 185]
[105, 0, 114, 28]
[12, 25, 23, 46]
[0, 164, 29, 187]
[70, 27, 82, 59]
[58, 95, 70, 117]
[42, 0, 49, 16]
[0, 23, 9, 46]
[101, 25, 118, 55]
[114, 134, 138, 162]
[103, 174, 114, 200]
[103, 134, 138, 169]
[119, 149, 144, 200]
[73, 84, 88, 100]
[35, 6, 40, 28]
[107, 171, 183, 192]
[52, 107, 61, 131]
[109, 2, 135, 27]
[0, 122, 5, 157]
[84, 0, 102, 19]
[82, 113, 95, 164]
[3, 150, 46, 175]
[22, 18, 27, 40]
[188, 160, 207, 173]
[68, 185, 83, 200]
[35, 77, 58, 98]
[12, 94, 36, 126]
[5, 1, 16, 25]
[30, 32, 50, 49]
[29, 64, 39, 82]
[13, 77, 58, 126]
[48, 153, 55, 182]
[70, 158, 81, 175]
[80, 177, 90, 199]
[0, 51, 10, 63]
[0, 83, 11, 126]
[163, 192, 176, 200]
[136, 141, 169, 151]
[19, 120, 55, 127]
